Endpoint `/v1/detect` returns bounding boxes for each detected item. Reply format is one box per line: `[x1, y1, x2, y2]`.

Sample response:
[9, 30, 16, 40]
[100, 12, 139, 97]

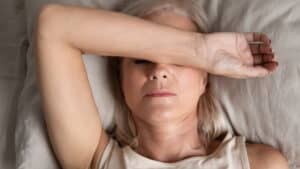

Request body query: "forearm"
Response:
[35, 4, 205, 67]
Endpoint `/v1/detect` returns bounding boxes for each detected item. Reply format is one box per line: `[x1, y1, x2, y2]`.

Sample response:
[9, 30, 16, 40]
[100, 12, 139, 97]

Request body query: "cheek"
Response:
[178, 69, 206, 104]
[121, 66, 146, 109]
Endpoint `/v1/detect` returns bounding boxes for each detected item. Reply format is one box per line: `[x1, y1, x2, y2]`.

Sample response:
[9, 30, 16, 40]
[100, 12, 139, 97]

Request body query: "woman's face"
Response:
[121, 11, 207, 125]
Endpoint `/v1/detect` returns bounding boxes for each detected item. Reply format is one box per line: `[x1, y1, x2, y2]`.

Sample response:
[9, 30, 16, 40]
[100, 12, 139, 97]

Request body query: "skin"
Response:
[34, 4, 288, 169]
[120, 11, 289, 167]
[120, 11, 209, 162]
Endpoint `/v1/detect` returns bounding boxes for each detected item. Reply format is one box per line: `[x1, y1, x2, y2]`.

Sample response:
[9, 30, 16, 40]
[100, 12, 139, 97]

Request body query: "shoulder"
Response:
[245, 142, 290, 169]
[91, 132, 125, 169]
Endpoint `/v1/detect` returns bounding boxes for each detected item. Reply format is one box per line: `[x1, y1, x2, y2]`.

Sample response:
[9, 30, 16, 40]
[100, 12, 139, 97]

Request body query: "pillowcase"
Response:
[16, 0, 300, 169]
[0, 0, 27, 168]
[15, 0, 124, 169]
[200, 0, 300, 168]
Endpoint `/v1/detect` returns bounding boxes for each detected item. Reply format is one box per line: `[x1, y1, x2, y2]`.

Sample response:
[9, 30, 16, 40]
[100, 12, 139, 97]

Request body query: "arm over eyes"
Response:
[34, 4, 202, 169]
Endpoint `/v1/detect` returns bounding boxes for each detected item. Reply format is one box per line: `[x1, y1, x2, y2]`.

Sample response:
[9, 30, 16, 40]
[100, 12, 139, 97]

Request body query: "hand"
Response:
[198, 32, 278, 79]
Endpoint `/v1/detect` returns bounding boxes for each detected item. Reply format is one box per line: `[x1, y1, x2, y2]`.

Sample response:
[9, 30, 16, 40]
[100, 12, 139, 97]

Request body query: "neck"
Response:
[134, 112, 209, 162]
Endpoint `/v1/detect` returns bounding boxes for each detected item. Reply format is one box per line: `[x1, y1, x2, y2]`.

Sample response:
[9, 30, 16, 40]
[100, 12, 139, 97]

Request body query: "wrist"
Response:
[194, 33, 209, 70]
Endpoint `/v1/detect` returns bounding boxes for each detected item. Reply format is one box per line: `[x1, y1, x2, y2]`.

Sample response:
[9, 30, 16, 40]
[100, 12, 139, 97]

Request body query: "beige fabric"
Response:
[98, 132, 251, 169]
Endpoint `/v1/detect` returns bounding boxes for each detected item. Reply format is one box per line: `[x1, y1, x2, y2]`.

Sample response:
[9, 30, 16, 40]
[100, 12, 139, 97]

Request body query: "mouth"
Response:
[145, 91, 176, 97]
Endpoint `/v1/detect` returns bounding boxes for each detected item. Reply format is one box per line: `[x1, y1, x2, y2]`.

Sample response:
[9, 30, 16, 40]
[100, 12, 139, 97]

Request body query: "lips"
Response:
[145, 91, 176, 97]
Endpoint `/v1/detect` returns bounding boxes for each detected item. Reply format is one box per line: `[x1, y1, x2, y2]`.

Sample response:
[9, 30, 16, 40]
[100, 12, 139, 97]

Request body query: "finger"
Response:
[246, 32, 262, 42]
[262, 54, 275, 62]
[254, 32, 271, 44]
[244, 32, 272, 45]
[260, 33, 272, 45]
[253, 54, 275, 65]
[242, 65, 270, 78]
[254, 32, 261, 42]
[250, 44, 273, 54]
[253, 54, 263, 65]
[260, 61, 278, 72]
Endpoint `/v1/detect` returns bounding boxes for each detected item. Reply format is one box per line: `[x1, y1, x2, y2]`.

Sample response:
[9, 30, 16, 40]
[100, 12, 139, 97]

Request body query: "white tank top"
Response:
[97, 132, 251, 169]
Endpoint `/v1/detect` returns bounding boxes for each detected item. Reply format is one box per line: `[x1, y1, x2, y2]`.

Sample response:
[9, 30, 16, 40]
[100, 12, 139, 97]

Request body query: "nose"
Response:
[148, 63, 170, 81]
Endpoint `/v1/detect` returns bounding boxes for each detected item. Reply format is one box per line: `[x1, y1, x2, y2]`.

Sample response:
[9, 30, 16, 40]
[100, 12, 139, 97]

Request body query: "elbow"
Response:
[35, 4, 65, 41]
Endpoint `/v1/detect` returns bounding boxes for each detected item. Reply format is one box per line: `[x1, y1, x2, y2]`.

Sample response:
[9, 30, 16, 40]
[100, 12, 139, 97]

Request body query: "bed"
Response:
[0, 0, 299, 169]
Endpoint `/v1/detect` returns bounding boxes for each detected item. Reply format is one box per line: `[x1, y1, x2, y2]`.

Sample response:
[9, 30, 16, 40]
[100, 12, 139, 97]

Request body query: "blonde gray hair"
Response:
[107, 0, 230, 149]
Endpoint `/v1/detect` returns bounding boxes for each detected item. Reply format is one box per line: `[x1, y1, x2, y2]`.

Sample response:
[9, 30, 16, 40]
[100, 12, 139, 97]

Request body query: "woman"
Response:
[34, 0, 287, 169]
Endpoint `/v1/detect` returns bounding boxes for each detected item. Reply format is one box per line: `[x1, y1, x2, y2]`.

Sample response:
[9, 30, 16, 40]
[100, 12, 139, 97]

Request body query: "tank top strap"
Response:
[213, 132, 251, 169]
[237, 135, 251, 169]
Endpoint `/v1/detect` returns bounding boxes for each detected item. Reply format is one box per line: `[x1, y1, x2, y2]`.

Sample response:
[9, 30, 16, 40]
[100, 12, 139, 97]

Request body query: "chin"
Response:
[137, 107, 183, 123]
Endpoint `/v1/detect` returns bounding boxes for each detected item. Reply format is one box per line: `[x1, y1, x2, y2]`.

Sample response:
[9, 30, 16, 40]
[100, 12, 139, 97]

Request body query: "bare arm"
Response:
[34, 4, 201, 169]
[36, 4, 202, 67]
[247, 143, 290, 169]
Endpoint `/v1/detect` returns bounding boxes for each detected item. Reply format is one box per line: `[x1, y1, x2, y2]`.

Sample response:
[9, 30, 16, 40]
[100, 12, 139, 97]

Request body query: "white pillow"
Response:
[15, 0, 123, 169]
[16, 0, 300, 169]
[201, 0, 300, 168]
